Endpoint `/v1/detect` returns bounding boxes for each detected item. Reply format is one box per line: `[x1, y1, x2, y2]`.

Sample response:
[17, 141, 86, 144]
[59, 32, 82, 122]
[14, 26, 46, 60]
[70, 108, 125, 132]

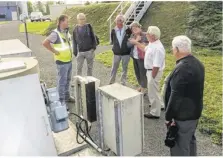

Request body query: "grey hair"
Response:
[172, 35, 192, 53]
[147, 26, 161, 40]
[130, 21, 142, 29]
[115, 14, 125, 23]
[77, 13, 86, 20]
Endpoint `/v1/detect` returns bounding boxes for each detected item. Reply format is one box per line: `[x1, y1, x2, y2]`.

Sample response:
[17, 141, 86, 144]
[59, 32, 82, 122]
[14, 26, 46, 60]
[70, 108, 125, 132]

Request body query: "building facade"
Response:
[0, 1, 28, 21]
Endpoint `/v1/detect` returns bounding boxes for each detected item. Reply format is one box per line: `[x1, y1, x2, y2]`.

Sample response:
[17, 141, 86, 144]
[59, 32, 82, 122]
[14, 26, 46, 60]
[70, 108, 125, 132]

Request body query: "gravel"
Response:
[0, 21, 222, 156]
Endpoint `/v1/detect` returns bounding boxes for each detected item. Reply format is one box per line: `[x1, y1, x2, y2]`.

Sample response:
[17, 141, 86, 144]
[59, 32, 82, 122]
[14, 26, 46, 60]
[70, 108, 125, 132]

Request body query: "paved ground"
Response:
[0, 21, 222, 156]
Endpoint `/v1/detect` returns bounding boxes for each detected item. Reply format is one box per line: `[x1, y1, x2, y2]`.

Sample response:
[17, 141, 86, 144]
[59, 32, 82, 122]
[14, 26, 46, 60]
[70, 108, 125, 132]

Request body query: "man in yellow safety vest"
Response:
[43, 14, 75, 110]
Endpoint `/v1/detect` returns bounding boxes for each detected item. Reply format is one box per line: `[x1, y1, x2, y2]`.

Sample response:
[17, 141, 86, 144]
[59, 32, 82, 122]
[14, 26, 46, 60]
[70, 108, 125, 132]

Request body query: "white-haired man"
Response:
[164, 35, 204, 156]
[109, 14, 132, 85]
[130, 26, 165, 119]
[73, 13, 97, 76]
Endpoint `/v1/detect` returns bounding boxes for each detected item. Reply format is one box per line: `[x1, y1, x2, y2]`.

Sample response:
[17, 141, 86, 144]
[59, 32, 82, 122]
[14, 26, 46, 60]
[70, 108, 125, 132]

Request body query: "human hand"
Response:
[128, 38, 137, 44]
[54, 50, 60, 55]
[165, 120, 175, 127]
[135, 35, 141, 42]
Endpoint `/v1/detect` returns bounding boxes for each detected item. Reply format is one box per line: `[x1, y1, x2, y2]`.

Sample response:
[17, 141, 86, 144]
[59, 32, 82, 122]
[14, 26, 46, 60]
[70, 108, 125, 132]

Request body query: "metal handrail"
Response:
[107, 1, 124, 22]
[107, 1, 132, 43]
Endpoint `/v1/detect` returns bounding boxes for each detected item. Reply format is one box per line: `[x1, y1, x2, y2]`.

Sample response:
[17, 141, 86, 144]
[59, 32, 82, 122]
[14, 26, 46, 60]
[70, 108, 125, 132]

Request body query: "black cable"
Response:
[69, 112, 110, 152]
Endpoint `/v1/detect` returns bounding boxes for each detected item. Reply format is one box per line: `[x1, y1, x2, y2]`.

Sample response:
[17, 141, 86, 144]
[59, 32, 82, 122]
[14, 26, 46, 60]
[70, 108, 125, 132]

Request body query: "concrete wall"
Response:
[49, 4, 83, 20]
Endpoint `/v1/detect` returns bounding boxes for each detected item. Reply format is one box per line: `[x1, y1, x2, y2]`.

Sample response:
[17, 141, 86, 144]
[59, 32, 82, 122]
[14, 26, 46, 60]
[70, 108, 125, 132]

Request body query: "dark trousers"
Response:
[133, 58, 147, 88]
[170, 120, 198, 156]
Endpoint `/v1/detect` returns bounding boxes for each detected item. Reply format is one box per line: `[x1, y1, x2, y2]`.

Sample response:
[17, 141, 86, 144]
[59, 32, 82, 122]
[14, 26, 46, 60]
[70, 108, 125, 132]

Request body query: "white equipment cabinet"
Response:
[0, 57, 57, 156]
[97, 83, 144, 156]
[0, 39, 32, 58]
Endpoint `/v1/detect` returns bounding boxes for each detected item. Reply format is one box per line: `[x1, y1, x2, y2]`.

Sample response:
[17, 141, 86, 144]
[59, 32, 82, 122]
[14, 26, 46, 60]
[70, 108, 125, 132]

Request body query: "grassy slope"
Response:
[96, 2, 222, 145]
[140, 2, 193, 47]
[43, 3, 123, 45]
[19, 21, 52, 35]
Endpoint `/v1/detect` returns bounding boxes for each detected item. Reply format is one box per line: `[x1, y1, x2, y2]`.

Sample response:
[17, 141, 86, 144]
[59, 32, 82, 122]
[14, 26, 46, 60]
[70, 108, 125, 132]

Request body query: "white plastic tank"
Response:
[0, 57, 57, 156]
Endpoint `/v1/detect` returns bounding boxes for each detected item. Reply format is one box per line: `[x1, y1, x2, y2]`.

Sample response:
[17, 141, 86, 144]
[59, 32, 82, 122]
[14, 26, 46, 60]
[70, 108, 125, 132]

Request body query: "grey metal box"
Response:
[97, 83, 144, 156]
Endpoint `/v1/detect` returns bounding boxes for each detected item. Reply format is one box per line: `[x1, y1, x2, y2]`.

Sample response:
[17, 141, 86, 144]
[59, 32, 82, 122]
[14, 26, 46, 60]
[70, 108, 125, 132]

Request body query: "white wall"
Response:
[49, 4, 83, 20]
[17, 1, 28, 17]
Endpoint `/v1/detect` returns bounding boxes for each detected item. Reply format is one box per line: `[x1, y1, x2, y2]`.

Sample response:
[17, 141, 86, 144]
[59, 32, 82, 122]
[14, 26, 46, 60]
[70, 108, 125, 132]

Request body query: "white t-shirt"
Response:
[133, 45, 139, 59]
[144, 40, 165, 71]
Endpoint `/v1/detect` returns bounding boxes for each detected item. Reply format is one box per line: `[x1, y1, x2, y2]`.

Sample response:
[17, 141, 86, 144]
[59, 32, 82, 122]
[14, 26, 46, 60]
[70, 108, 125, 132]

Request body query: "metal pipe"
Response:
[78, 132, 108, 156]
[24, 21, 30, 48]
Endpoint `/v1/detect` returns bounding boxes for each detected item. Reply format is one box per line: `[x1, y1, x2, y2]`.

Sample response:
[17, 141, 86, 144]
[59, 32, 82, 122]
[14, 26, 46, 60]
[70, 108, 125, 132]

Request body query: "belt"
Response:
[147, 69, 152, 71]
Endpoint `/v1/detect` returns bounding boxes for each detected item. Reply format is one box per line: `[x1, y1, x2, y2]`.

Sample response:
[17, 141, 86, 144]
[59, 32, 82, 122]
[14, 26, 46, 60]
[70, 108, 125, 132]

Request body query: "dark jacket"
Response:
[165, 55, 205, 121]
[111, 26, 132, 55]
[127, 32, 149, 58]
[72, 23, 97, 56]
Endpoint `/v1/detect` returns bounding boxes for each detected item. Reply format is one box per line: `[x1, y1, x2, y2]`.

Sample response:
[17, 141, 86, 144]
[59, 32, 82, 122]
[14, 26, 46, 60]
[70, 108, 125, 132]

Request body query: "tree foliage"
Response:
[37, 1, 45, 13]
[27, 1, 33, 14]
[186, 1, 222, 50]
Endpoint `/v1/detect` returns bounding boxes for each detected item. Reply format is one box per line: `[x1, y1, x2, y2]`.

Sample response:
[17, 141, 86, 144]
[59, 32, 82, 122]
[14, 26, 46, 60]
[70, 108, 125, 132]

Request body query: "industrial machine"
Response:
[41, 86, 69, 133]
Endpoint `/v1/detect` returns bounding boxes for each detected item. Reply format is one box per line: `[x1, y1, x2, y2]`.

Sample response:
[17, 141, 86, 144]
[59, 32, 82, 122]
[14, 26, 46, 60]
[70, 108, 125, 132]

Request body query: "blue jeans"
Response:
[56, 62, 72, 102]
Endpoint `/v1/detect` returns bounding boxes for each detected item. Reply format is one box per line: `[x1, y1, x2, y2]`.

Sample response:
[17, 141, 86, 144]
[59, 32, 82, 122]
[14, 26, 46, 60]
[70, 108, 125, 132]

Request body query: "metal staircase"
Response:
[107, 1, 152, 42]
[124, 1, 152, 26]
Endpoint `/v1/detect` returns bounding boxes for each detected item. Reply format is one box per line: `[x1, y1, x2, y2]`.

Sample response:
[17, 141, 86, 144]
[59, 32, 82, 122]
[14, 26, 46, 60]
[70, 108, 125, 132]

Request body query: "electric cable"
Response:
[69, 112, 110, 152]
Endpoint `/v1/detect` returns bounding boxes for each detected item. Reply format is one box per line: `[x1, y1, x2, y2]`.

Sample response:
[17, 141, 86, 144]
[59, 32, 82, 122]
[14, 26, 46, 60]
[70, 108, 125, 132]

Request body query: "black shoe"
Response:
[144, 113, 160, 119]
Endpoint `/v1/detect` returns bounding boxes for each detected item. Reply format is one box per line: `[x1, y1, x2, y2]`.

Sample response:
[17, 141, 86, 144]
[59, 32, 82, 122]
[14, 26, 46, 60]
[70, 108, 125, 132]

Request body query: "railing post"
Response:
[109, 19, 112, 43]
[121, 2, 123, 14]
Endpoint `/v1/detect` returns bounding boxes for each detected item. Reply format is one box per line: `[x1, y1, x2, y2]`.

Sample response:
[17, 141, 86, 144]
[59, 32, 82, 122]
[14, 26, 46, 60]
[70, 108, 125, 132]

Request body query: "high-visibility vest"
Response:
[52, 28, 72, 62]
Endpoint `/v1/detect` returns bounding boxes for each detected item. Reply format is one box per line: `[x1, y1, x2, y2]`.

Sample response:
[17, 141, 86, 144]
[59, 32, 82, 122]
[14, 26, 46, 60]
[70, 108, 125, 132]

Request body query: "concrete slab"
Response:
[52, 120, 88, 156]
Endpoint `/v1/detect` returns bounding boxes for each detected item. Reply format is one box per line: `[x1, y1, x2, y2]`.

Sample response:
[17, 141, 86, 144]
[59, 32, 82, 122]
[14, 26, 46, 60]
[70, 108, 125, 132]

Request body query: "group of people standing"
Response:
[43, 13, 205, 157]
[110, 14, 165, 119]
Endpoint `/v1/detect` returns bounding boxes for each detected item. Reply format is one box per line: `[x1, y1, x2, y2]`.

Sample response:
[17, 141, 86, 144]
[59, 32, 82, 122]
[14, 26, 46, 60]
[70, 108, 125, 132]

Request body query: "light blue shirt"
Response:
[115, 26, 125, 47]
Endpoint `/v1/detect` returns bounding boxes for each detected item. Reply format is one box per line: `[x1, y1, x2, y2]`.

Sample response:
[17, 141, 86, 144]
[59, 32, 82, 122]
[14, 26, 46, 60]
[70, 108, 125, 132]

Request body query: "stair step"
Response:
[136, 7, 143, 10]
[126, 22, 132, 25]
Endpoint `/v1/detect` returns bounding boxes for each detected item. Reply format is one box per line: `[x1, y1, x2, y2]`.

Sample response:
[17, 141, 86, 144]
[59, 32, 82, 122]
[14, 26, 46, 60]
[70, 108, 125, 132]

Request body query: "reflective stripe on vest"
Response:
[52, 29, 72, 62]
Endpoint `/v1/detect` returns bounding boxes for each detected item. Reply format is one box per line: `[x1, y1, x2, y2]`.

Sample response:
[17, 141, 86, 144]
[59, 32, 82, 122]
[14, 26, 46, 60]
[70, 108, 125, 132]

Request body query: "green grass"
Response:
[141, 2, 193, 47]
[43, 3, 130, 45]
[19, 21, 52, 35]
[96, 49, 222, 145]
[0, 21, 8, 24]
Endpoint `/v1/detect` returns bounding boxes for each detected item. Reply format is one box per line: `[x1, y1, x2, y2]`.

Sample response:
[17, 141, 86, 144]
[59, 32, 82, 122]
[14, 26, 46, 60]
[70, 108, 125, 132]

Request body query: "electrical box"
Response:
[0, 39, 32, 58]
[73, 76, 100, 123]
[97, 83, 144, 156]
